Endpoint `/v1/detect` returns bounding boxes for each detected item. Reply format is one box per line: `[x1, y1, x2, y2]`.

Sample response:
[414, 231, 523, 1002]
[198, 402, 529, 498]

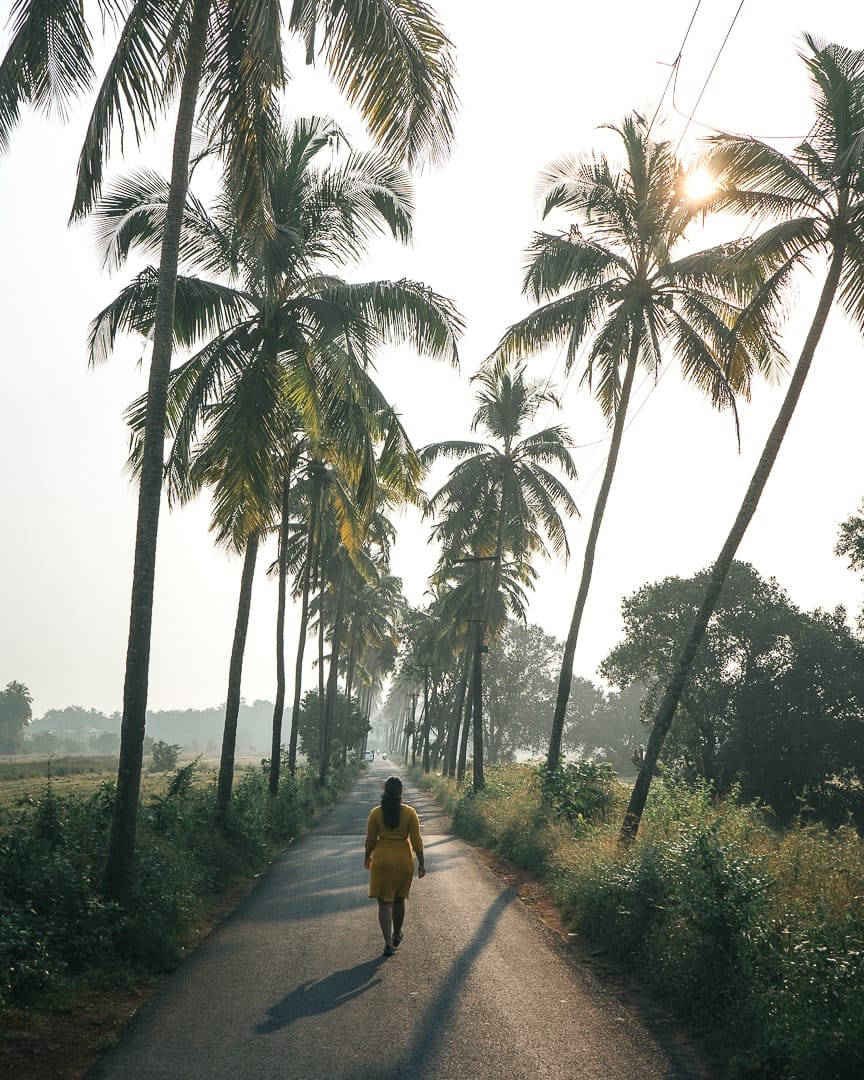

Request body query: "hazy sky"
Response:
[2, 1, 863, 719]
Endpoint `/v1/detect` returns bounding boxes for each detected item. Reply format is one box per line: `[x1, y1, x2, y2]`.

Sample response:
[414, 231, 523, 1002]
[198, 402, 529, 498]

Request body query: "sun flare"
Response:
[683, 166, 717, 204]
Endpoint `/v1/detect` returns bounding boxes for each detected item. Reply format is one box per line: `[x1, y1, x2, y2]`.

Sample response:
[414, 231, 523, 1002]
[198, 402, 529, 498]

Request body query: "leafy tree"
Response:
[150, 741, 183, 771]
[563, 680, 645, 775]
[296, 689, 367, 772]
[1, 0, 457, 903]
[604, 561, 864, 824]
[0, 681, 33, 753]
[492, 114, 782, 775]
[482, 620, 560, 760]
[835, 499, 864, 632]
[625, 37, 864, 840]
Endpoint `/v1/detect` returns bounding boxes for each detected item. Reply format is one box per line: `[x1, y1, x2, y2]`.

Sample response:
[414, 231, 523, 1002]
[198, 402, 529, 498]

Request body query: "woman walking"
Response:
[364, 775, 425, 955]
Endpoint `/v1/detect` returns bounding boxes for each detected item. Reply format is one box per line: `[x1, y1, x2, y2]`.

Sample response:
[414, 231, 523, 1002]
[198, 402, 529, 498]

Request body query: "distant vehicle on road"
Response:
[381, 751, 388, 760]
[364, 750, 374, 761]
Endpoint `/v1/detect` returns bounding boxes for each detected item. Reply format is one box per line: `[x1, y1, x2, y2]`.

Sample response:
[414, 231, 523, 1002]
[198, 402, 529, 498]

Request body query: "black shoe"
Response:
[384, 944, 396, 956]
[392, 933, 402, 948]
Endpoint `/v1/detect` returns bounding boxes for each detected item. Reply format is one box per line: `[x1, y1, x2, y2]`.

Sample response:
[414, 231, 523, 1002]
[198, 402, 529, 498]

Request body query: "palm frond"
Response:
[291, 0, 458, 168]
[71, 0, 179, 219]
[199, 0, 287, 235]
[522, 231, 627, 302]
[0, 0, 95, 153]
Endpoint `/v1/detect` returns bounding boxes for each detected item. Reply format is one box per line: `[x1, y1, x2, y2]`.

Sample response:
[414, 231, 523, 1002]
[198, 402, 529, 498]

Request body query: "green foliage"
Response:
[446, 761, 620, 872]
[435, 763, 864, 1078]
[297, 689, 369, 770]
[602, 561, 864, 824]
[0, 761, 348, 1010]
[540, 759, 617, 831]
[150, 741, 183, 772]
[0, 681, 33, 753]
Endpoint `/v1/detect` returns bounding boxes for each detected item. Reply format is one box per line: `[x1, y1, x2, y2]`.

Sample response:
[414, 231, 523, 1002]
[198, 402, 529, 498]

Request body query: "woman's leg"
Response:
[392, 898, 405, 944]
[377, 901, 393, 947]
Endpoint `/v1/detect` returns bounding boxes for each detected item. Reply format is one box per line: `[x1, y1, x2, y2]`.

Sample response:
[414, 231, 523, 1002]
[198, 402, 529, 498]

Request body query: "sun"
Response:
[683, 166, 717, 204]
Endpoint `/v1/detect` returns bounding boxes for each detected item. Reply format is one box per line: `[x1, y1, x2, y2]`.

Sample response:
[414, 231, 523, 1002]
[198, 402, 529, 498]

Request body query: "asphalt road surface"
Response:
[87, 762, 695, 1079]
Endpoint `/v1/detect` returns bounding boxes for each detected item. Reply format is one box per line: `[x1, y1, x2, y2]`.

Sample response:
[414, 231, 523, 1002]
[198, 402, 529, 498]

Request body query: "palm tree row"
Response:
[91, 113, 461, 809]
[385, 360, 579, 790]
[1, 0, 458, 901]
[5, 8, 864, 868]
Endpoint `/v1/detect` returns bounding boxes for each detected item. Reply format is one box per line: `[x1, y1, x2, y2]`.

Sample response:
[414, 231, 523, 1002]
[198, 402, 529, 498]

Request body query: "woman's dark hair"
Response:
[381, 775, 403, 828]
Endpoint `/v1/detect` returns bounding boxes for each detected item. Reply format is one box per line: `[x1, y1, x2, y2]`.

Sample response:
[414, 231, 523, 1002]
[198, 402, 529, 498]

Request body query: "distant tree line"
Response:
[4, 700, 280, 758]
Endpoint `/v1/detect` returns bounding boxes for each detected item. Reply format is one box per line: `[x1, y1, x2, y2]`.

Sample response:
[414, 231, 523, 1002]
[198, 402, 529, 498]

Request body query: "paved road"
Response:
[87, 763, 693, 1079]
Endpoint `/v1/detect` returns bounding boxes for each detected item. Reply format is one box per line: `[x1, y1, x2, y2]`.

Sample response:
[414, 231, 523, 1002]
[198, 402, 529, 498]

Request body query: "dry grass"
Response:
[0, 755, 260, 815]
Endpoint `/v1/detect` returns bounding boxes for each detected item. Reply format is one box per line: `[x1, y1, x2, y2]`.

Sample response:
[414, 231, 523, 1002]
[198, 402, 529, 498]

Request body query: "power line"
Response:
[647, 0, 704, 137]
[674, 0, 748, 153]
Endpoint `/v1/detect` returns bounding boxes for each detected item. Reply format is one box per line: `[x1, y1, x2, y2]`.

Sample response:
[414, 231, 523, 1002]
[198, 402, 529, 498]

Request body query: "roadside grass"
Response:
[418, 763, 864, 1080]
[0, 757, 361, 1021]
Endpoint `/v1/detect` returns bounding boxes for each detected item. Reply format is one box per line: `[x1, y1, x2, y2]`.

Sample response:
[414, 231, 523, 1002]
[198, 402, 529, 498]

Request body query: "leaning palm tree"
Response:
[422, 361, 577, 787]
[622, 36, 864, 841]
[1, 0, 457, 902]
[492, 114, 785, 773]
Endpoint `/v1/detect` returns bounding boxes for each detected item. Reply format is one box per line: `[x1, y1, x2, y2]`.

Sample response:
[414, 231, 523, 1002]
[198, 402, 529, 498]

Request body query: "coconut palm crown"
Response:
[622, 35, 864, 840]
[492, 113, 786, 771]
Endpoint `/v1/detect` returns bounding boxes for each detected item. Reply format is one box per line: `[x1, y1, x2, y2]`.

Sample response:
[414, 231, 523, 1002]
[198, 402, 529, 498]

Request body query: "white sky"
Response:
[2, 0, 863, 718]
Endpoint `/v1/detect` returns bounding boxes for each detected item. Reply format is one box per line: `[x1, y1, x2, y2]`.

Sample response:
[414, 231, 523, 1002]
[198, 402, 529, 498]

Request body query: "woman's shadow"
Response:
[256, 956, 386, 1034]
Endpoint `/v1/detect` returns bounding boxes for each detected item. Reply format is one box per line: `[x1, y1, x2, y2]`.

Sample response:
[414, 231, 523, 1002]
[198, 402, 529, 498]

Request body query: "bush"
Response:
[150, 741, 183, 772]
[0, 760, 348, 1010]
[436, 763, 864, 1079]
[541, 759, 618, 831]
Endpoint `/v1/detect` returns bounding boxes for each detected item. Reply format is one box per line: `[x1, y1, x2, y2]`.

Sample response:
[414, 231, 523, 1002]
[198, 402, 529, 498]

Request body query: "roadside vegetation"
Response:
[420, 762, 864, 1080]
[0, 757, 359, 1017]
[2, 11, 864, 1079]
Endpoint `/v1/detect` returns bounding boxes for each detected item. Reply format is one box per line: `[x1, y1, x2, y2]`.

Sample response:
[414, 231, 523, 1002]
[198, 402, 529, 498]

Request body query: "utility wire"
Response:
[674, 0, 748, 153]
[647, 0, 704, 136]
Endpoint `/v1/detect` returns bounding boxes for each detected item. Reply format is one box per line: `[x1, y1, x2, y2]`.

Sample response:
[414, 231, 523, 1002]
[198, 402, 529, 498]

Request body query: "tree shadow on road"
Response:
[391, 890, 514, 1075]
[255, 957, 387, 1034]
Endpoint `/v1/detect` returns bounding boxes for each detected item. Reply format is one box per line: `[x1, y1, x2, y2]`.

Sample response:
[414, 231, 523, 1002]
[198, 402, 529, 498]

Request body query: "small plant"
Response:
[540, 759, 617, 829]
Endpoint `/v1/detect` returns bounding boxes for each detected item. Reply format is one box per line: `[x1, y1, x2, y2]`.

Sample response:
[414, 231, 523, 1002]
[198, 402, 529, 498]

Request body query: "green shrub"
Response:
[541, 759, 618, 831]
[438, 763, 864, 1078]
[0, 761, 345, 1010]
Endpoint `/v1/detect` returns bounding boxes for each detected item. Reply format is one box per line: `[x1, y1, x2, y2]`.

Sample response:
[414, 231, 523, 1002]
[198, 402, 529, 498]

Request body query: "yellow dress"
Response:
[365, 803, 423, 902]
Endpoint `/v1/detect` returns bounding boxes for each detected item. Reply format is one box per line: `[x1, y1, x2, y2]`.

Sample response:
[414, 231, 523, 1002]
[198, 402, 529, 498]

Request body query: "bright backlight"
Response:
[684, 166, 717, 204]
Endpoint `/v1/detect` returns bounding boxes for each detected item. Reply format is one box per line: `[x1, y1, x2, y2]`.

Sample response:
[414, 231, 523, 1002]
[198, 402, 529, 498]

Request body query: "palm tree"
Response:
[622, 37, 864, 841]
[429, 553, 535, 781]
[1, 0, 457, 902]
[492, 114, 784, 773]
[94, 116, 462, 811]
[422, 360, 578, 787]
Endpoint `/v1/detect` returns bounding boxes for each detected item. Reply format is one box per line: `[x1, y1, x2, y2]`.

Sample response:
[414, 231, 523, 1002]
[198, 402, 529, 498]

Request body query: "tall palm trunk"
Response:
[287, 475, 321, 774]
[470, 618, 485, 790]
[319, 573, 347, 786]
[457, 676, 472, 781]
[342, 638, 358, 766]
[269, 474, 292, 795]
[421, 664, 431, 773]
[363, 683, 374, 755]
[547, 337, 641, 772]
[621, 245, 847, 841]
[103, 0, 213, 903]
[446, 654, 469, 777]
[216, 531, 261, 818]
[430, 676, 443, 768]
